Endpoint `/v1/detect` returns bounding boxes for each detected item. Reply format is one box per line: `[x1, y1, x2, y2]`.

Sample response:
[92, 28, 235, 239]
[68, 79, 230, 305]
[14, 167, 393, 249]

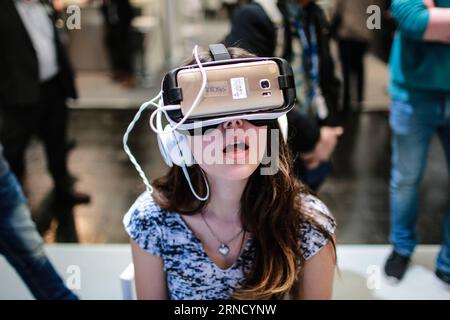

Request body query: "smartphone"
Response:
[177, 60, 284, 119]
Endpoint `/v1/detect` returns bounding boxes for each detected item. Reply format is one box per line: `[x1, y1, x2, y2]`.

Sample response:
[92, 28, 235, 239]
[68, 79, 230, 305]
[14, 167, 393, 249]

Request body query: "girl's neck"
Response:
[204, 175, 248, 224]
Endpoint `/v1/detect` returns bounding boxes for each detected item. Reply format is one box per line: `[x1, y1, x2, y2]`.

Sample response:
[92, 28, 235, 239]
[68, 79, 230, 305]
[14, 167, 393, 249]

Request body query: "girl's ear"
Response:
[158, 125, 195, 167]
[175, 133, 195, 167]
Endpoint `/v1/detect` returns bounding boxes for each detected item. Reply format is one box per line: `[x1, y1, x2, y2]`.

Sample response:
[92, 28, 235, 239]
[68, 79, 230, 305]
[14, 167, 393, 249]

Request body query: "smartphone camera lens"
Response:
[260, 79, 271, 90]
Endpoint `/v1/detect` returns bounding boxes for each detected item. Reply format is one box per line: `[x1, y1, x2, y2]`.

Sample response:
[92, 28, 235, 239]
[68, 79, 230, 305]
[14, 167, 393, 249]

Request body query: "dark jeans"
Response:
[297, 161, 332, 192]
[0, 144, 77, 299]
[100, 0, 134, 75]
[0, 75, 71, 194]
[338, 39, 368, 113]
[104, 24, 134, 75]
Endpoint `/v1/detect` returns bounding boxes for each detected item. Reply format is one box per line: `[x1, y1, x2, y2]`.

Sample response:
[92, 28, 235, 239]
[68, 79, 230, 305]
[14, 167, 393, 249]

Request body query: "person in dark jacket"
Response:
[225, 0, 343, 190]
[100, 0, 136, 88]
[0, 0, 90, 205]
[331, 0, 374, 113]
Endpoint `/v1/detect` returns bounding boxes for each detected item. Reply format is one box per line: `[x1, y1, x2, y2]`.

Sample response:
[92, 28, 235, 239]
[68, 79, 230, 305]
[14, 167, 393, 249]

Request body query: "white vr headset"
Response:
[124, 44, 296, 201]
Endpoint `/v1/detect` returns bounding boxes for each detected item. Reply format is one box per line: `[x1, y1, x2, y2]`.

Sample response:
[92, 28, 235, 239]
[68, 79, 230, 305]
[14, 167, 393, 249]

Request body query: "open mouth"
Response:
[223, 141, 249, 153]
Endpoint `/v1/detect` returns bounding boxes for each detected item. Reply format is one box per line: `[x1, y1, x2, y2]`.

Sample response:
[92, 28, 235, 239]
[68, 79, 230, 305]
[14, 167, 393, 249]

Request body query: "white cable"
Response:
[181, 165, 210, 201]
[124, 44, 211, 201]
[123, 92, 161, 194]
[149, 45, 207, 135]
[149, 103, 182, 133]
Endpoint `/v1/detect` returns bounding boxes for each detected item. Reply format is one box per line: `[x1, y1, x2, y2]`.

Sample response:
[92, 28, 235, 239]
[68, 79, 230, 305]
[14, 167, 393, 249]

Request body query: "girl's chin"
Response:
[204, 163, 259, 180]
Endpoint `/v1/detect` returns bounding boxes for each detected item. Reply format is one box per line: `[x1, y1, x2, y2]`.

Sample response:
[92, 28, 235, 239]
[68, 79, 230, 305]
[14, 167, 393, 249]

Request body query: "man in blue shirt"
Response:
[385, 0, 450, 285]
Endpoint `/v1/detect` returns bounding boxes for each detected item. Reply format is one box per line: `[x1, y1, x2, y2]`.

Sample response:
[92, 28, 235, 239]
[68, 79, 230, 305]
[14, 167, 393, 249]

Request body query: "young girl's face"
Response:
[188, 119, 268, 181]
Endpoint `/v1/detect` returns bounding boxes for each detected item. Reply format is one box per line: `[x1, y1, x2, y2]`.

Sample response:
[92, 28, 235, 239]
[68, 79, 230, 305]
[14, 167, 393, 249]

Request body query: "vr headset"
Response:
[155, 44, 296, 135]
[124, 44, 297, 201]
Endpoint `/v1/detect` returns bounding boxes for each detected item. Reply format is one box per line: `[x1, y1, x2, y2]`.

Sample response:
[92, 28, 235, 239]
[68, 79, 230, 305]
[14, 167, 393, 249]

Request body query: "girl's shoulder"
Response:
[300, 194, 336, 231]
[125, 191, 166, 221]
[123, 192, 176, 256]
[298, 194, 337, 261]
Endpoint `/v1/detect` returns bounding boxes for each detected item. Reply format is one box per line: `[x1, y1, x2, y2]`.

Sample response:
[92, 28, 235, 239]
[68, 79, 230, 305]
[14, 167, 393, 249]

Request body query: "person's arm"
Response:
[391, 0, 450, 43]
[291, 239, 336, 300]
[423, 0, 450, 43]
[131, 239, 168, 300]
[300, 126, 343, 170]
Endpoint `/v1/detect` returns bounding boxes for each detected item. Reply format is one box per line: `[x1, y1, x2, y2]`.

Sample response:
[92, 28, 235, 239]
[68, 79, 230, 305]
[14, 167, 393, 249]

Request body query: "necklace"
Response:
[200, 211, 244, 256]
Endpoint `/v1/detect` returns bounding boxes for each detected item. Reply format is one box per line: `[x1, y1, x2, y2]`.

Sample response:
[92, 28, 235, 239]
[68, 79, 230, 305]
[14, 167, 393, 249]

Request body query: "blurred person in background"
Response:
[100, 0, 136, 88]
[0, 0, 90, 206]
[225, 0, 343, 191]
[203, 0, 222, 19]
[331, 0, 374, 114]
[221, 0, 250, 19]
[0, 143, 78, 300]
[371, 0, 397, 64]
[385, 0, 450, 286]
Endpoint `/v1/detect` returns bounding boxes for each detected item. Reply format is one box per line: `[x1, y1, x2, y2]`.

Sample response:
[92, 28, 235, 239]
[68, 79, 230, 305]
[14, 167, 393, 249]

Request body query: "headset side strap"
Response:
[208, 43, 231, 61]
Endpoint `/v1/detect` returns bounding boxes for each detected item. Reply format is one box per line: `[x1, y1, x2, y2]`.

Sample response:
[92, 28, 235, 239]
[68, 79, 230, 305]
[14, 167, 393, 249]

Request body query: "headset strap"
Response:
[208, 44, 231, 61]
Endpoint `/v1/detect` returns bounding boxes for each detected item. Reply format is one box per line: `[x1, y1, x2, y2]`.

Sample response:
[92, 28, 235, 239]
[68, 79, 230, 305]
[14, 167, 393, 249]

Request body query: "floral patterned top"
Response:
[123, 191, 336, 300]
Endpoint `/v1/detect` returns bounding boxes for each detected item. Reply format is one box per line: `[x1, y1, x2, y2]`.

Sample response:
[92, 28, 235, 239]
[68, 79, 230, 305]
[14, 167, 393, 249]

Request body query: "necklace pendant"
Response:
[218, 244, 230, 256]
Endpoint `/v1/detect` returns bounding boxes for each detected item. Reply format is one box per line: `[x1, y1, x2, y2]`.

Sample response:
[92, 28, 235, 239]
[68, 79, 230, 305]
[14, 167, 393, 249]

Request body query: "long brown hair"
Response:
[152, 47, 336, 299]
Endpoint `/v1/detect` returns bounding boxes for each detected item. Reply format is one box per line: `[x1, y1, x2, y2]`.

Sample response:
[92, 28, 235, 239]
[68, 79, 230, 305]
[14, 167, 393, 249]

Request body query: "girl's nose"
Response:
[222, 119, 244, 129]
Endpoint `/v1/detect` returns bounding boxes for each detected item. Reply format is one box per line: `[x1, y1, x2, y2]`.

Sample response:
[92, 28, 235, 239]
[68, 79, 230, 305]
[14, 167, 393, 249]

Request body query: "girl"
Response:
[123, 48, 337, 300]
